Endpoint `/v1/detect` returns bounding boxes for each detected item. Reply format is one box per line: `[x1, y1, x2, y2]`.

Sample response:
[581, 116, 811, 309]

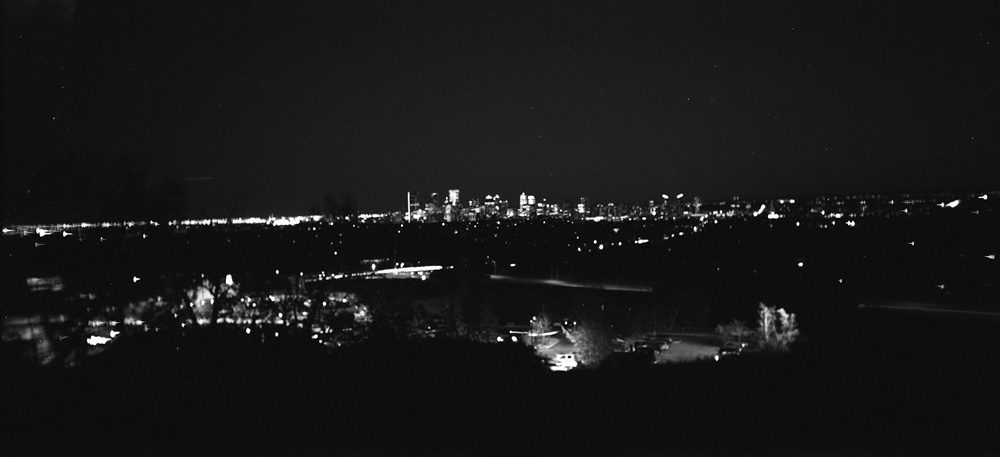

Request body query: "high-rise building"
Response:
[484, 194, 496, 218]
[448, 189, 460, 207]
[518, 192, 530, 218]
[578, 197, 589, 216]
[406, 191, 420, 222]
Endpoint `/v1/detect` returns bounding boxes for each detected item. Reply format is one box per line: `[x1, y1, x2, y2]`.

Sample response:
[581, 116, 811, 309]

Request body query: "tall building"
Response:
[484, 194, 497, 218]
[448, 189, 460, 207]
[406, 191, 420, 222]
[518, 192, 529, 218]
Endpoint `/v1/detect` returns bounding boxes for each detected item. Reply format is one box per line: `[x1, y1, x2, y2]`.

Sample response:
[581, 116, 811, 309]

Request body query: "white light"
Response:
[986, 255, 996, 260]
[512, 336, 518, 342]
[275, 270, 280, 275]
[497, 336, 503, 343]
[245, 328, 251, 334]
[661, 194, 670, 200]
[979, 195, 988, 200]
[797, 262, 804, 267]
[598, 244, 604, 250]
[132, 276, 140, 283]
[225, 274, 234, 286]
[87, 335, 111, 346]
[946, 199, 960, 208]
[109, 330, 120, 338]
[676, 193, 684, 199]
[510, 263, 516, 267]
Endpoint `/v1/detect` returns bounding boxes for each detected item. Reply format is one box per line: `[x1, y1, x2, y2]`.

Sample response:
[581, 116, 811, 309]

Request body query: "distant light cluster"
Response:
[3, 191, 996, 234]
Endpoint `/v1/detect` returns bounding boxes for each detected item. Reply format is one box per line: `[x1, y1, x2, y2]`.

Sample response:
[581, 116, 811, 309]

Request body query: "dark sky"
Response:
[4, 0, 998, 219]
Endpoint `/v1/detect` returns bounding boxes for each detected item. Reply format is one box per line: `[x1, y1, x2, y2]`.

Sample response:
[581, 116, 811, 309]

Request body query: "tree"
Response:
[312, 192, 358, 221]
[776, 308, 800, 345]
[716, 319, 751, 344]
[183, 275, 240, 327]
[564, 320, 615, 367]
[757, 303, 776, 343]
[222, 187, 252, 222]
[529, 313, 556, 349]
[466, 302, 499, 343]
[4, 150, 186, 223]
[755, 303, 799, 352]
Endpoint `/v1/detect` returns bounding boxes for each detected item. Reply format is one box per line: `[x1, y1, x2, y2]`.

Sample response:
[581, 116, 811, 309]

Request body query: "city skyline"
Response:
[4, 1, 998, 221]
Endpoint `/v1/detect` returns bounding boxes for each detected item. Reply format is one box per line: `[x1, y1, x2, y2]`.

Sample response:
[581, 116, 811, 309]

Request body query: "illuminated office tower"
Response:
[484, 194, 497, 218]
[448, 189, 460, 206]
[406, 191, 420, 222]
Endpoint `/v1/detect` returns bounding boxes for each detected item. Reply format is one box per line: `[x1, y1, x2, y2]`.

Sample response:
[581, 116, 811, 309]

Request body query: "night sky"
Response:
[4, 1, 998, 220]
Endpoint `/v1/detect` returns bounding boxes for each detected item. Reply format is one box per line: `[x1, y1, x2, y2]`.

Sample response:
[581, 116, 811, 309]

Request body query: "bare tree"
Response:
[222, 187, 252, 222]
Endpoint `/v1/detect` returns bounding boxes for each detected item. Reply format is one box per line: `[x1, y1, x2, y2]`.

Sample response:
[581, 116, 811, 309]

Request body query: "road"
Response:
[489, 274, 654, 293]
[654, 334, 721, 363]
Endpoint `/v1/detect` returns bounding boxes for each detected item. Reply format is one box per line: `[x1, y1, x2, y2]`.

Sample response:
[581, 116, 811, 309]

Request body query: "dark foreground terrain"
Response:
[4, 307, 998, 457]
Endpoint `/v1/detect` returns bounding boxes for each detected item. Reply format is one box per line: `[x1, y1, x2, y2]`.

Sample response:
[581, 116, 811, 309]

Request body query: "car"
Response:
[715, 341, 747, 360]
[633, 346, 660, 364]
[550, 353, 578, 371]
[647, 335, 674, 351]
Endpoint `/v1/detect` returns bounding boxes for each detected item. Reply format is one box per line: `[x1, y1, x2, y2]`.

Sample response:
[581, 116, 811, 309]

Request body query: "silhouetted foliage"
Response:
[716, 319, 751, 344]
[564, 319, 615, 367]
[3, 151, 186, 223]
[221, 187, 252, 221]
[312, 192, 358, 220]
[756, 302, 800, 352]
